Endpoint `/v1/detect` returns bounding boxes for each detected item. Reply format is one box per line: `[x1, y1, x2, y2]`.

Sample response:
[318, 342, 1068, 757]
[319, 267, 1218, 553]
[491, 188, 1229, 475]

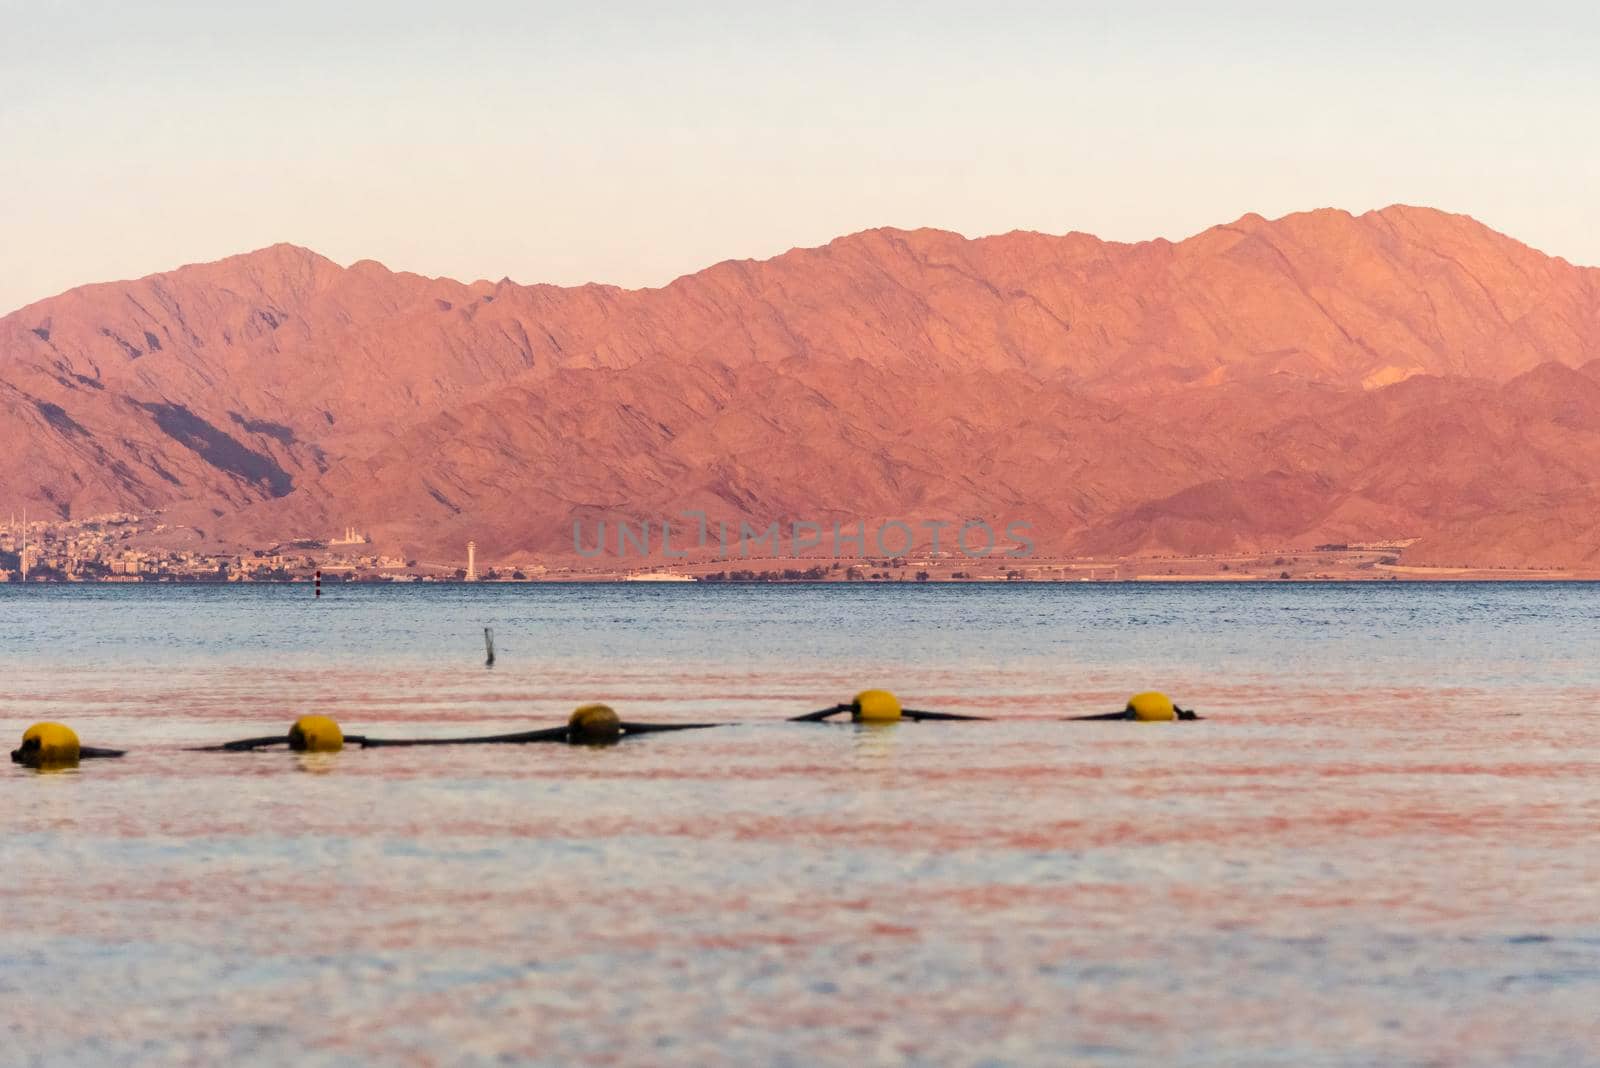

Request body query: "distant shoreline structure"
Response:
[2, 512, 1592, 585]
[1, 516, 1591, 587]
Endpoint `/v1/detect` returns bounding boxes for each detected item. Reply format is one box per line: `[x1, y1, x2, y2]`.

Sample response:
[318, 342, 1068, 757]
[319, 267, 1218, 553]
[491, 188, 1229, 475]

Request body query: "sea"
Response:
[3, 582, 1599, 1066]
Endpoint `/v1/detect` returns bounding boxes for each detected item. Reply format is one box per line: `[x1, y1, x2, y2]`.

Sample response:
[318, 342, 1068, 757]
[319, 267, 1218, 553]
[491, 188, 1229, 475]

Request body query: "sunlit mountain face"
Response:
[4, 205, 1599, 569]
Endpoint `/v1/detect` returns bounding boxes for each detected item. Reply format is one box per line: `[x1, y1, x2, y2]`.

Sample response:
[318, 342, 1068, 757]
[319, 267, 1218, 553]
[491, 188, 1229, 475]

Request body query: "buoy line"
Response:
[10, 691, 1201, 769]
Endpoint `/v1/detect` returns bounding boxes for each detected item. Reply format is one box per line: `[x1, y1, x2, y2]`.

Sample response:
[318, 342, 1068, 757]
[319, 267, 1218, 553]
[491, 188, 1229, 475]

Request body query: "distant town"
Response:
[1, 510, 1582, 584]
[0, 512, 1012, 584]
[0, 514, 502, 585]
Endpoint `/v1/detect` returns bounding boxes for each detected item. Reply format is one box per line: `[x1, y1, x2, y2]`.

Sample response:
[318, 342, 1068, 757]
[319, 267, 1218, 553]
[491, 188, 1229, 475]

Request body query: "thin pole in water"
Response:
[484, 626, 495, 667]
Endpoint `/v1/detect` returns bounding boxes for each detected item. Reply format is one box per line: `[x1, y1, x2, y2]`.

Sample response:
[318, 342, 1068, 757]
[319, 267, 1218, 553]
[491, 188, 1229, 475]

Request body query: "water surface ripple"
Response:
[3, 583, 1599, 1065]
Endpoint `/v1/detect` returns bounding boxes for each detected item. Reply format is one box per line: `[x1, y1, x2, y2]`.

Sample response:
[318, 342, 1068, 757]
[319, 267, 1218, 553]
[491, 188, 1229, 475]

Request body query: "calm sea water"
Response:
[3, 583, 1599, 1066]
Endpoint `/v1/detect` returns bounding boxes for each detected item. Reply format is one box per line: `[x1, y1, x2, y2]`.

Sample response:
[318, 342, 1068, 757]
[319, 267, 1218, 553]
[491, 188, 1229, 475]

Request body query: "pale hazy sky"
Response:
[3, 1, 1597, 313]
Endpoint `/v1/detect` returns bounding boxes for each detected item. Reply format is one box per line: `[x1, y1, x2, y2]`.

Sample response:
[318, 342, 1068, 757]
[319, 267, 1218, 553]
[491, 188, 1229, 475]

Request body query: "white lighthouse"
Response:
[466, 540, 478, 582]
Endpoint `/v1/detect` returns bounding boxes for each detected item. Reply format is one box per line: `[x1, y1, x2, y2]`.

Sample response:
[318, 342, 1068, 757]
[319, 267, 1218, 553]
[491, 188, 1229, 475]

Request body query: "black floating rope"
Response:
[189, 722, 725, 751]
[788, 704, 854, 723]
[615, 722, 724, 735]
[788, 703, 987, 722]
[187, 735, 293, 752]
[1064, 708, 1202, 721]
[186, 734, 373, 752]
[10, 740, 128, 763]
[362, 722, 722, 746]
[902, 708, 987, 721]
[358, 726, 569, 748]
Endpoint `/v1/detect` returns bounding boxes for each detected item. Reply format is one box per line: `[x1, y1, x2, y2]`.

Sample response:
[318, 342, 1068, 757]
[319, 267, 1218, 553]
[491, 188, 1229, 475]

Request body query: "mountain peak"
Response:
[189, 242, 340, 275]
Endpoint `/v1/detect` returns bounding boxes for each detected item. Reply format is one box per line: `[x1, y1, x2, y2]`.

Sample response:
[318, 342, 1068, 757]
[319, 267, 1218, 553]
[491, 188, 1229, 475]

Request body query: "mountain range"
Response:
[3, 205, 1599, 569]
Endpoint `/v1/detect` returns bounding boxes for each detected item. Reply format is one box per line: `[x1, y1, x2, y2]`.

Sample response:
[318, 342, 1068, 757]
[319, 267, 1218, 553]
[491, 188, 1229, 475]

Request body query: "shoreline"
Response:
[7, 528, 1595, 585]
[5, 573, 1599, 587]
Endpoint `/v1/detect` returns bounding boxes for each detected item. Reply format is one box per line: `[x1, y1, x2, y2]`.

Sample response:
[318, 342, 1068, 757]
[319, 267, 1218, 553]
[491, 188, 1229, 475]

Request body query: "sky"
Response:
[3, 1, 1598, 313]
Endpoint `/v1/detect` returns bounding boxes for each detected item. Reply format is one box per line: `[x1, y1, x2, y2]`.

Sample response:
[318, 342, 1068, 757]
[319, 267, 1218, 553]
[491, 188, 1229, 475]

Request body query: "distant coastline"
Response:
[4, 553, 1594, 586]
[10, 513, 1594, 585]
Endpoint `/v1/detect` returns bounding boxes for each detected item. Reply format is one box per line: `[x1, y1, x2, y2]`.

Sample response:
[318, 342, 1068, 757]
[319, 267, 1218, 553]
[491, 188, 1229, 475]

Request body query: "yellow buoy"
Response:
[853, 689, 902, 723]
[1126, 691, 1177, 722]
[15, 722, 81, 769]
[569, 703, 622, 744]
[288, 715, 344, 753]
